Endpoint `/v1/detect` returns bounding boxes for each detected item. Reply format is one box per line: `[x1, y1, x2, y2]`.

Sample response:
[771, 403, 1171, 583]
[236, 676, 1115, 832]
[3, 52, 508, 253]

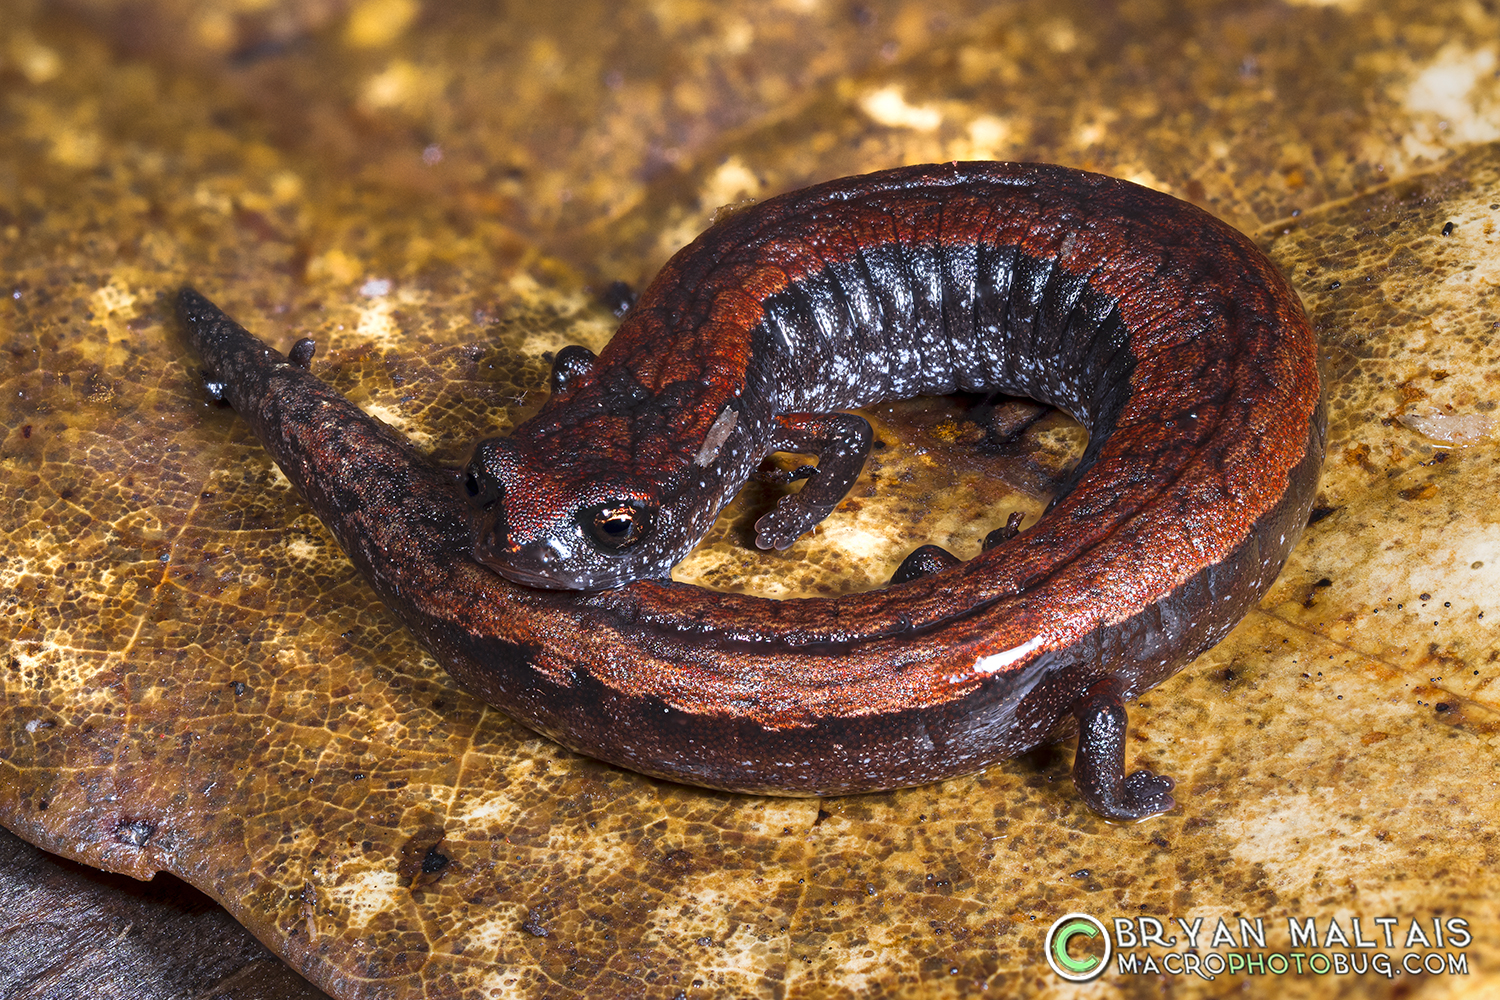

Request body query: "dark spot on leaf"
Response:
[115, 818, 156, 846]
[522, 907, 549, 937]
[398, 823, 450, 889]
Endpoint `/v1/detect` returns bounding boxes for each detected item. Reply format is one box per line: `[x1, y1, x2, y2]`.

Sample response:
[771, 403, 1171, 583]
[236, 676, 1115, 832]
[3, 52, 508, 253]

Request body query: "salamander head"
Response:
[461, 436, 675, 591]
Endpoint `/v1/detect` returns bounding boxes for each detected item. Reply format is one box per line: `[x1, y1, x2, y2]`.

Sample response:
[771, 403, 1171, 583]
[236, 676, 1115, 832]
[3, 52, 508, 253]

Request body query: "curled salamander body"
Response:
[180, 161, 1324, 821]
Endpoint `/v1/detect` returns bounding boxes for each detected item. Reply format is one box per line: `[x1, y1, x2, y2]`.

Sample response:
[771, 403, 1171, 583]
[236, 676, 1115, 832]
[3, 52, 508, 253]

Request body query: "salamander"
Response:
[178, 161, 1325, 821]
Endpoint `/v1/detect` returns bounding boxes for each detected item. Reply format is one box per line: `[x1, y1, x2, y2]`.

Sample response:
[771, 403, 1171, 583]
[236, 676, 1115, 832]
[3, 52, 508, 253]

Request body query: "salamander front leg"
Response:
[754, 412, 872, 550]
[1071, 677, 1176, 821]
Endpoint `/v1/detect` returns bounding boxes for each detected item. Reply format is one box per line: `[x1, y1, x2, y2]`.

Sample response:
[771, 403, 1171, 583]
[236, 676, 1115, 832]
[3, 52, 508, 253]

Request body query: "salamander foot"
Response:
[1071, 677, 1176, 822]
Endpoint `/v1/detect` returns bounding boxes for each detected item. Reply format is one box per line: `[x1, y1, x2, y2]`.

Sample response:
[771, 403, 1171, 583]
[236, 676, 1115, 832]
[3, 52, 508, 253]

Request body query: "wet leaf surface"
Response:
[3, 0, 1499, 997]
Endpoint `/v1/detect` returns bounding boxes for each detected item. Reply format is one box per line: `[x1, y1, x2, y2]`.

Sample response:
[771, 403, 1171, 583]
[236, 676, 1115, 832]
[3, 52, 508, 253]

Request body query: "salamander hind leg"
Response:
[981, 512, 1026, 550]
[753, 412, 872, 551]
[888, 545, 961, 584]
[887, 512, 1025, 585]
[1071, 677, 1176, 822]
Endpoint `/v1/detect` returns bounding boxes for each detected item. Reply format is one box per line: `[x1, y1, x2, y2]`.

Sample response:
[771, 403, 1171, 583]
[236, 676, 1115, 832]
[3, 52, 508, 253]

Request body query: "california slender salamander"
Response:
[179, 161, 1324, 820]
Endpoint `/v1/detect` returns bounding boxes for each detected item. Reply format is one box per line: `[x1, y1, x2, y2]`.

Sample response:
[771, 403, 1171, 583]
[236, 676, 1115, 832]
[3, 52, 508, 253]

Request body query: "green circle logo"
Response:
[1045, 913, 1111, 981]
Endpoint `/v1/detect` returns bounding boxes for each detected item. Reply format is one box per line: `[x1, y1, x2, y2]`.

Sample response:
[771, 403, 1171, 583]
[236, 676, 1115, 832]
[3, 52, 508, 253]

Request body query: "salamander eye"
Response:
[585, 500, 652, 550]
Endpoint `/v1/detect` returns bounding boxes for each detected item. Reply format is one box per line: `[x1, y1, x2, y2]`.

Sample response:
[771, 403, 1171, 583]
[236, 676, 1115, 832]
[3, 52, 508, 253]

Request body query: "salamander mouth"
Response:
[472, 533, 636, 592]
[482, 558, 601, 591]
